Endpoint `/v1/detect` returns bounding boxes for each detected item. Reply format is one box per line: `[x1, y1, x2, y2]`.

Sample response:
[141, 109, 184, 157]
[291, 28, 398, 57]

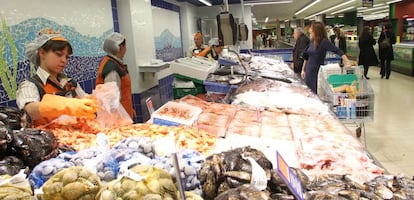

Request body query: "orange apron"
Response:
[96, 56, 134, 118]
[28, 76, 78, 127]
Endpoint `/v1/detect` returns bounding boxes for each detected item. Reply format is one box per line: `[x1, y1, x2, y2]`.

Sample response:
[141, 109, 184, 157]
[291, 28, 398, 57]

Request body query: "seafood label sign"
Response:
[276, 151, 304, 200]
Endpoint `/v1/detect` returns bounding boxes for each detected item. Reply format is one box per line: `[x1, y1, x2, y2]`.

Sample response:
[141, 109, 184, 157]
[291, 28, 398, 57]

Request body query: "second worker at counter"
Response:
[96, 32, 135, 118]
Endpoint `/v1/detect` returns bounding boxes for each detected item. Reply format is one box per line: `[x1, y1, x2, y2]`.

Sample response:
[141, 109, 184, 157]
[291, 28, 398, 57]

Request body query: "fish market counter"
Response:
[1, 55, 412, 199]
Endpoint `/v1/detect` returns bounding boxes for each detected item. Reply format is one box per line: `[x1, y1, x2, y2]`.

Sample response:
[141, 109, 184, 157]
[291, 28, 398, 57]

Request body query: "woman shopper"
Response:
[358, 26, 379, 79]
[16, 30, 98, 127]
[301, 21, 351, 94]
[378, 24, 396, 79]
[330, 26, 347, 54]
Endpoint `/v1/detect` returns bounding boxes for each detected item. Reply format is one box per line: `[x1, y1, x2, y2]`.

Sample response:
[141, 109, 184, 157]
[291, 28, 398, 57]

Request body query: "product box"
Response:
[152, 101, 202, 127]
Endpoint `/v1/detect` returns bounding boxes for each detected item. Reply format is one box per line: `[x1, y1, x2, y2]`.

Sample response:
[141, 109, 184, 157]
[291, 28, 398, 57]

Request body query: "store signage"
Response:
[146, 97, 155, 115]
[275, 151, 304, 200]
[362, 0, 373, 8]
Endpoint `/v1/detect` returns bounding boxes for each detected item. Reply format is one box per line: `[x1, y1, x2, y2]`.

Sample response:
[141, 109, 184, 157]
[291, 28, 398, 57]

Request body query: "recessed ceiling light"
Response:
[386, 0, 402, 4]
[305, 0, 356, 20]
[295, 0, 321, 15]
[331, 6, 355, 15]
[244, 0, 292, 6]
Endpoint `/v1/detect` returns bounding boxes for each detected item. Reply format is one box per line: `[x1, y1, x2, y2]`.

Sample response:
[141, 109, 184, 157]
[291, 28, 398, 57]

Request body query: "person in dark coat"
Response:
[292, 27, 310, 75]
[358, 26, 379, 79]
[302, 22, 351, 94]
[330, 27, 347, 54]
[378, 24, 396, 79]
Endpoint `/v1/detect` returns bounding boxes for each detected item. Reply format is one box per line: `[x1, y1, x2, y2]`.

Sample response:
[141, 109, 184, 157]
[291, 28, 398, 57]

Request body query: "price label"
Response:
[276, 151, 304, 200]
[146, 97, 155, 115]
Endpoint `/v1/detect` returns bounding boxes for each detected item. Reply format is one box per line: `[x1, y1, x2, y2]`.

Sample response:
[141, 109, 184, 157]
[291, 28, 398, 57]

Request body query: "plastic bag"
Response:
[28, 157, 74, 189]
[92, 82, 132, 128]
[150, 149, 204, 192]
[112, 136, 155, 159]
[40, 166, 102, 200]
[97, 165, 178, 200]
[0, 170, 34, 200]
[69, 134, 120, 182]
[10, 128, 58, 168]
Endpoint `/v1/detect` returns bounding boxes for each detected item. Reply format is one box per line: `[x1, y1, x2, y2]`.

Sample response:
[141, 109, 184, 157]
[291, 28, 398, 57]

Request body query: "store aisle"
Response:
[363, 67, 414, 176]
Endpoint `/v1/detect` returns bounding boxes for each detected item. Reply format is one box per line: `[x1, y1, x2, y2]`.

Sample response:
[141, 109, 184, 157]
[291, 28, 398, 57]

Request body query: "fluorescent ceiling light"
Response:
[331, 6, 355, 15]
[361, 5, 388, 12]
[199, 0, 212, 6]
[326, 16, 335, 18]
[245, 0, 292, 6]
[374, 3, 385, 7]
[305, 0, 356, 20]
[386, 0, 403, 4]
[371, 9, 389, 14]
[265, 17, 269, 23]
[295, 0, 321, 15]
[284, 19, 289, 22]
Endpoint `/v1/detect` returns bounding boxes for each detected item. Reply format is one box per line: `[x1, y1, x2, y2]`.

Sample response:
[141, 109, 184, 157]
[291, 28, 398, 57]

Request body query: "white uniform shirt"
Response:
[16, 67, 86, 109]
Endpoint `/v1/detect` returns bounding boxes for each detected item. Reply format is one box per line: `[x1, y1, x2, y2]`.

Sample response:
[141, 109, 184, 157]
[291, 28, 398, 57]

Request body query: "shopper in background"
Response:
[16, 30, 98, 127]
[330, 26, 347, 55]
[358, 26, 379, 79]
[262, 33, 267, 48]
[302, 21, 351, 94]
[255, 34, 263, 49]
[198, 38, 224, 61]
[378, 24, 396, 79]
[186, 32, 207, 57]
[96, 32, 135, 118]
[292, 27, 310, 75]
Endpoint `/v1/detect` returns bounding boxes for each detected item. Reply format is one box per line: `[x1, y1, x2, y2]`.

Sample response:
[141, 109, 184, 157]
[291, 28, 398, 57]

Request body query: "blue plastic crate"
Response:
[204, 81, 238, 94]
[153, 118, 182, 126]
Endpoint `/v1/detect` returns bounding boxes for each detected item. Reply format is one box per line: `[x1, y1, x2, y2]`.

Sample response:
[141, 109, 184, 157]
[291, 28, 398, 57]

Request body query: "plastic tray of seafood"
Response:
[152, 101, 202, 127]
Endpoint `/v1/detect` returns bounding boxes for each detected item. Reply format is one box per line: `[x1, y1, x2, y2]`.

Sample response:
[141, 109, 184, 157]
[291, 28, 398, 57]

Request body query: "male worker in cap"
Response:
[198, 38, 224, 61]
[16, 29, 98, 127]
[186, 32, 207, 57]
[96, 32, 134, 118]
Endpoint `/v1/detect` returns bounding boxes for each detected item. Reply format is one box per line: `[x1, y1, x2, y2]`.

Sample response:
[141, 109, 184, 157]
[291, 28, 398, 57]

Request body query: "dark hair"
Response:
[36, 40, 72, 66]
[311, 21, 328, 49]
[384, 23, 392, 30]
[40, 40, 73, 55]
[119, 39, 126, 47]
[359, 26, 372, 40]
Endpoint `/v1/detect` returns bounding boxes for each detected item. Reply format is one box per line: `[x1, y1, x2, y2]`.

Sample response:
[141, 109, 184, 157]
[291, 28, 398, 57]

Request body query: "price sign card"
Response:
[275, 151, 304, 200]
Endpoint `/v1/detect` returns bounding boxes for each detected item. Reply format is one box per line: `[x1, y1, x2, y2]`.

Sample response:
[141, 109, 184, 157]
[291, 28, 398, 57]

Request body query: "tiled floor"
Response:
[359, 67, 414, 176]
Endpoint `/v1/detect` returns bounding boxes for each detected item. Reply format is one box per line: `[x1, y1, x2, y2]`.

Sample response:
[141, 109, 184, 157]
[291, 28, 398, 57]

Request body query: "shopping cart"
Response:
[319, 65, 374, 146]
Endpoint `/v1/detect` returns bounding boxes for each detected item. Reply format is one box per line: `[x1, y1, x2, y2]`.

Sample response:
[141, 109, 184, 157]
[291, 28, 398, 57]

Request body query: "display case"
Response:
[402, 17, 414, 43]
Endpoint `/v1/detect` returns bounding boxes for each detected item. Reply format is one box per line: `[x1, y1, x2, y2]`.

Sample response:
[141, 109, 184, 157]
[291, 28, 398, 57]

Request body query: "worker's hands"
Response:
[301, 70, 306, 79]
[39, 94, 99, 120]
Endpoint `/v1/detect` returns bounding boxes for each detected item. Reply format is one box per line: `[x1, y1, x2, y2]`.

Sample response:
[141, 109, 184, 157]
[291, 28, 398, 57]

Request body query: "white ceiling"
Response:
[250, 0, 397, 23]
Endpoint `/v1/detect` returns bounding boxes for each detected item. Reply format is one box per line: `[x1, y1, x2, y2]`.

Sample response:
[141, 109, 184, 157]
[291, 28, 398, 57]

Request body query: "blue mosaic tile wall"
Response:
[0, 16, 112, 105]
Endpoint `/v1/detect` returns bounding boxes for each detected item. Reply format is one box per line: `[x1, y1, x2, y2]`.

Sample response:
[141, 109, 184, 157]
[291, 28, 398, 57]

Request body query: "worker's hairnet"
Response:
[103, 32, 126, 55]
[194, 32, 202, 40]
[208, 38, 223, 47]
[25, 34, 68, 65]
